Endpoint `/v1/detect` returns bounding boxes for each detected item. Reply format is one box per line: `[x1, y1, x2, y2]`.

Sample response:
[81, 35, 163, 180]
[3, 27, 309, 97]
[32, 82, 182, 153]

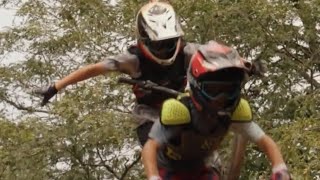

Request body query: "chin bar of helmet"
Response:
[118, 77, 180, 97]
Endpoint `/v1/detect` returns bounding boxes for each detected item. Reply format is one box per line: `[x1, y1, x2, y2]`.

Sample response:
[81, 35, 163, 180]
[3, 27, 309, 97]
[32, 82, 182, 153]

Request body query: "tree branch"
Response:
[96, 148, 120, 179]
[2, 98, 50, 113]
[300, 71, 320, 89]
[119, 153, 141, 180]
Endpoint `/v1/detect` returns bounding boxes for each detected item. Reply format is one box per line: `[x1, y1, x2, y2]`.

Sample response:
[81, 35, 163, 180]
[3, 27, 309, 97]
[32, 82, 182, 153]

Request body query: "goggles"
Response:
[199, 81, 241, 104]
[143, 38, 178, 59]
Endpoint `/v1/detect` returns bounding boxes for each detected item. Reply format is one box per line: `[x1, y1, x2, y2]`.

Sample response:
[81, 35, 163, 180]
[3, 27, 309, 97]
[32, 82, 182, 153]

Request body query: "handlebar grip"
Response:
[118, 77, 140, 85]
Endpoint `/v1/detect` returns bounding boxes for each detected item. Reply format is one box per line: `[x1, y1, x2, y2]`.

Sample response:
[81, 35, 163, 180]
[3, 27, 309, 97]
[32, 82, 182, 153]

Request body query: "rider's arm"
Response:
[255, 133, 290, 179]
[142, 138, 161, 179]
[142, 119, 177, 179]
[256, 134, 286, 167]
[55, 62, 109, 90]
[231, 122, 287, 170]
[55, 53, 140, 90]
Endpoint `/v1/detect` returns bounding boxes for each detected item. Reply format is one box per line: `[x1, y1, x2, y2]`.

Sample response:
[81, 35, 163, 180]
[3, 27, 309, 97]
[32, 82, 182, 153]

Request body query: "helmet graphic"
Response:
[136, 1, 184, 65]
[188, 41, 248, 114]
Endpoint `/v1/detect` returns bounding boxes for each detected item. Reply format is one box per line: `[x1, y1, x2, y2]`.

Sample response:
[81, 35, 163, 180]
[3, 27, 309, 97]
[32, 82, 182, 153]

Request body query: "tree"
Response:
[0, 0, 143, 179]
[0, 0, 319, 179]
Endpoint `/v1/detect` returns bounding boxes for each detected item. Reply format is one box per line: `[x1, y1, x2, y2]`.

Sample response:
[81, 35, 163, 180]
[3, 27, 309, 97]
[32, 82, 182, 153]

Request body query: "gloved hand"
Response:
[34, 84, 58, 106]
[149, 175, 162, 180]
[271, 164, 291, 180]
[250, 60, 268, 77]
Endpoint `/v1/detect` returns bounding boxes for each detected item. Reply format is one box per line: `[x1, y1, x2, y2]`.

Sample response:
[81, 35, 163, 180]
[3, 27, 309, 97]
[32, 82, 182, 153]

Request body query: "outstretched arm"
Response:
[142, 138, 161, 180]
[35, 52, 139, 106]
[55, 62, 109, 90]
[35, 62, 111, 106]
[55, 51, 140, 90]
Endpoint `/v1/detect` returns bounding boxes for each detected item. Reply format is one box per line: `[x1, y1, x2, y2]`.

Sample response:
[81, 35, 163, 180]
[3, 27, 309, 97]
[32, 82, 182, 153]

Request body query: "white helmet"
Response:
[136, 1, 184, 65]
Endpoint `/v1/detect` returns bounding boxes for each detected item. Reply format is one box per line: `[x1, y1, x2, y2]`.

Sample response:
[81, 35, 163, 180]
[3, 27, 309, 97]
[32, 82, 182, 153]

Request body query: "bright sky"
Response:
[0, 7, 27, 67]
[0, 8, 26, 120]
[0, 8, 17, 30]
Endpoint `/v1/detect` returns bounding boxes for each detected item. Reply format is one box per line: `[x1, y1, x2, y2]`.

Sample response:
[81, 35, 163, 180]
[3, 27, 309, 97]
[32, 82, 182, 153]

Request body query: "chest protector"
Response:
[160, 97, 252, 162]
[128, 44, 187, 107]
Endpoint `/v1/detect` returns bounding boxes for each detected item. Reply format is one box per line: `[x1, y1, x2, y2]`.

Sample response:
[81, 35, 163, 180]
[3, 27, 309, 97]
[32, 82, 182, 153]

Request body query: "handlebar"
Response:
[118, 77, 180, 97]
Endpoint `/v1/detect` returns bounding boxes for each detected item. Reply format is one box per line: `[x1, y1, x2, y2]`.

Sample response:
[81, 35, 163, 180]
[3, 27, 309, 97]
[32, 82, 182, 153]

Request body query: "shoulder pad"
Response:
[231, 98, 252, 122]
[161, 98, 191, 125]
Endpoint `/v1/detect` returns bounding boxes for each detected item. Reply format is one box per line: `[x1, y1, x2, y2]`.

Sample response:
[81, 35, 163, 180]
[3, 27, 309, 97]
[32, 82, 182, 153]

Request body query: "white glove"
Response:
[149, 175, 162, 180]
[271, 163, 291, 180]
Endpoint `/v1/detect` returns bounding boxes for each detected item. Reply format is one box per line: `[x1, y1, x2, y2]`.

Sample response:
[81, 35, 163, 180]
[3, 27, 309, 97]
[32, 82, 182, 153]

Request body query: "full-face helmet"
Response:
[188, 41, 248, 114]
[136, 1, 184, 65]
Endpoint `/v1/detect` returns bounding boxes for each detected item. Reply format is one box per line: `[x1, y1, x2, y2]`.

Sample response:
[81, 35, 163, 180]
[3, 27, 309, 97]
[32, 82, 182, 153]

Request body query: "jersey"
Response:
[148, 97, 265, 170]
[128, 44, 187, 107]
[101, 42, 200, 124]
[102, 42, 199, 105]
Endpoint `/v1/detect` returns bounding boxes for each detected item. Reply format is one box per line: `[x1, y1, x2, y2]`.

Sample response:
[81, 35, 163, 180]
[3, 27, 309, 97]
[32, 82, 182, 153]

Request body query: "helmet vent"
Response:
[149, 4, 167, 15]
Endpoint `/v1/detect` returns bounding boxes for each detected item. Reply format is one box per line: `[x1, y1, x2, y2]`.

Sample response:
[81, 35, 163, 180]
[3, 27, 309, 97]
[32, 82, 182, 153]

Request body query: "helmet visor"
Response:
[144, 38, 178, 59]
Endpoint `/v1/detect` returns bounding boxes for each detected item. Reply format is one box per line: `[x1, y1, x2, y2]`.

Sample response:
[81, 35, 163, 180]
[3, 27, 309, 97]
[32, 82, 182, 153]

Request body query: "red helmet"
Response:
[187, 41, 249, 114]
[136, 1, 184, 65]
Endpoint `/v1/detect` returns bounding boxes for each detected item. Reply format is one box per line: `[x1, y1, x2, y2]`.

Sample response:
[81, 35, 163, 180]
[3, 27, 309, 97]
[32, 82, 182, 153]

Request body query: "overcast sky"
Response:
[0, 7, 26, 120]
[0, 8, 17, 30]
[0, 8, 26, 69]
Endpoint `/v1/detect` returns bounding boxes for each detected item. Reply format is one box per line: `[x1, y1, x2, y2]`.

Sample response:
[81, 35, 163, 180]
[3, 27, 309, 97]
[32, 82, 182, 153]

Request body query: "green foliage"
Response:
[0, 0, 319, 179]
[0, 113, 142, 179]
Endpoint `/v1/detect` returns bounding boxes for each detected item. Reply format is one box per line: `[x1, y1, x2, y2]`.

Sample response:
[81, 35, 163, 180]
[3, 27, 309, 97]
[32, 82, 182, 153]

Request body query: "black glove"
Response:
[34, 84, 58, 106]
[250, 60, 268, 77]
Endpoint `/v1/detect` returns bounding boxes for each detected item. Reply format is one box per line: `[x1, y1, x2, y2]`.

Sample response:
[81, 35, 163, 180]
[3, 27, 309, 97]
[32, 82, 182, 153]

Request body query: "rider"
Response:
[142, 41, 290, 180]
[37, 1, 262, 145]
[37, 1, 193, 146]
